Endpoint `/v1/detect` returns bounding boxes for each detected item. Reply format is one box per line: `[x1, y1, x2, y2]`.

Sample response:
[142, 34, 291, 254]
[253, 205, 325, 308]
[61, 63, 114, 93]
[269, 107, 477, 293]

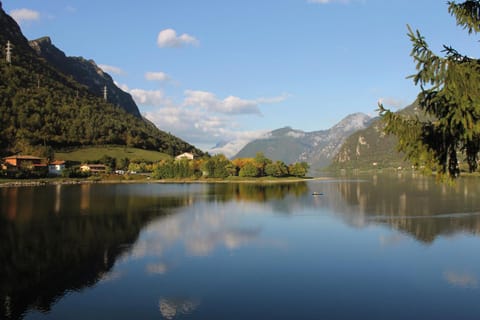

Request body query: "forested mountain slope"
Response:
[234, 113, 372, 172]
[29, 36, 141, 118]
[331, 103, 420, 170]
[0, 3, 203, 157]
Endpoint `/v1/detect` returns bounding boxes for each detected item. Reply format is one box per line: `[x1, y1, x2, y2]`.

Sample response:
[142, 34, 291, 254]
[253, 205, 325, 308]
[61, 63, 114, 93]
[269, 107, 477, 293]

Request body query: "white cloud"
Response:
[143, 105, 231, 146]
[99, 64, 125, 75]
[127, 86, 288, 151]
[184, 90, 261, 115]
[157, 28, 199, 48]
[145, 71, 170, 82]
[209, 130, 269, 158]
[144, 101, 268, 153]
[183, 91, 289, 116]
[115, 82, 129, 92]
[10, 8, 40, 24]
[130, 89, 169, 107]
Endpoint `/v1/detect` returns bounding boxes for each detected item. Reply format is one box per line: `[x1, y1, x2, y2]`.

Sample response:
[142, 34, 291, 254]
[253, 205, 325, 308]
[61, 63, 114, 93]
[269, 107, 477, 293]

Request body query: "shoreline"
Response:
[0, 176, 330, 188]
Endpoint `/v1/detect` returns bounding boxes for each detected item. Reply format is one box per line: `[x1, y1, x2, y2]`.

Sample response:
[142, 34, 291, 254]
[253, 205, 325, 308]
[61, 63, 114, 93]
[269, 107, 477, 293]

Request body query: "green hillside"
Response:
[55, 146, 171, 163]
[0, 6, 203, 158]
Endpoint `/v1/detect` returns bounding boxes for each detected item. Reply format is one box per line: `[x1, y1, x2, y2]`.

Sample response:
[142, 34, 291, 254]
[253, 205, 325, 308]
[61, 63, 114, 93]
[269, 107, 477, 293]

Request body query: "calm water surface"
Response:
[1, 174, 480, 319]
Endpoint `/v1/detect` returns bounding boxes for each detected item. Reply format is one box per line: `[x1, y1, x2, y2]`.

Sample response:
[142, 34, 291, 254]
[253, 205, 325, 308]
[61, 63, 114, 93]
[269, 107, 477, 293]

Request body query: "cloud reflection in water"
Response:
[159, 297, 200, 319]
[119, 201, 264, 273]
[443, 271, 478, 288]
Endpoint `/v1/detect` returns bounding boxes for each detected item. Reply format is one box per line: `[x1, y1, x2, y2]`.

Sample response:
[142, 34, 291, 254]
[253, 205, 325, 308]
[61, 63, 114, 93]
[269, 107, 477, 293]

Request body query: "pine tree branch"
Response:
[406, 25, 447, 89]
[448, 0, 480, 34]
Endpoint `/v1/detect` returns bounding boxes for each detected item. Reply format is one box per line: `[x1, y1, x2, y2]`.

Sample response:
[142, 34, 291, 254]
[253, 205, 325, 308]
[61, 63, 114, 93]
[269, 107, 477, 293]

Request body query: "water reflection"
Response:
[158, 297, 200, 320]
[0, 184, 194, 320]
[443, 270, 478, 288]
[330, 174, 480, 242]
[206, 182, 308, 203]
[0, 182, 307, 320]
[122, 201, 263, 261]
[2, 178, 480, 319]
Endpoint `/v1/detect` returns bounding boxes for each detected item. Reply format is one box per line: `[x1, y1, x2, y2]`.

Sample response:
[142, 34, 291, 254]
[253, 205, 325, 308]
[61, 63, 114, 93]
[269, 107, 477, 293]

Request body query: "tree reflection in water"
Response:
[331, 173, 480, 243]
[3, 177, 480, 319]
[0, 182, 308, 319]
[0, 184, 189, 320]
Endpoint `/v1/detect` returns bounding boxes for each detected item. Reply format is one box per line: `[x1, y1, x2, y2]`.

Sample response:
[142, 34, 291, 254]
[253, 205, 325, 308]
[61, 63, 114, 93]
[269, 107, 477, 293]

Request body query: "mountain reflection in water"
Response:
[327, 174, 480, 242]
[1, 177, 480, 319]
[0, 182, 307, 319]
[0, 183, 197, 320]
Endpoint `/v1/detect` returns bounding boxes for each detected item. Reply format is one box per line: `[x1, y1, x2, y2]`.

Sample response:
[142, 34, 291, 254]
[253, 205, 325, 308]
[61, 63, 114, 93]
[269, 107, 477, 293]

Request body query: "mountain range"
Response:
[232, 113, 374, 172]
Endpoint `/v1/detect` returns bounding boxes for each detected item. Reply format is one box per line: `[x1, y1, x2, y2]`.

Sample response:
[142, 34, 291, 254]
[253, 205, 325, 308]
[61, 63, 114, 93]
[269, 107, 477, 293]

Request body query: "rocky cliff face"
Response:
[331, 103, 420, 170]
[29, 37, 141, 118]
[234, 113, 373, 172]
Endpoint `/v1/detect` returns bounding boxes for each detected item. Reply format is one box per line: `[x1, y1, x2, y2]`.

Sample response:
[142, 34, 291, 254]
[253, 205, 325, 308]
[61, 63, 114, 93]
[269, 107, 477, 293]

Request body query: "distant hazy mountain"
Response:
[208, 132, 269, 158]
[29, 36, 141, 118]
[233, 113, 373, 172]
[331, 103, 420, 170]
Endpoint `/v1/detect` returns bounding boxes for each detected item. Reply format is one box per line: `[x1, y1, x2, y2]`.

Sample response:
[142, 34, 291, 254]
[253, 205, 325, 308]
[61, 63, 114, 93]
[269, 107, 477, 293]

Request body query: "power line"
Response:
[6, 41, 12, 63]
[103, 85, 107, 101]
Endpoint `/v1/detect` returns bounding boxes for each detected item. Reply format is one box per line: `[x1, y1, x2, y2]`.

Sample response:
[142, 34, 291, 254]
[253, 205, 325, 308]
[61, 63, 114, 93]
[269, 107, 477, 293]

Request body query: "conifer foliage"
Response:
[378, 1, 480, 179]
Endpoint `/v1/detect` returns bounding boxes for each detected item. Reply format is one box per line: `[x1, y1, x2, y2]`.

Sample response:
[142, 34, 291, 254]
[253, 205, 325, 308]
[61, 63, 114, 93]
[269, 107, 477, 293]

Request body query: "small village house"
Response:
[1, 155, 48, 176]
[175, 152, 194, 160]
[48, 160, 66, 176]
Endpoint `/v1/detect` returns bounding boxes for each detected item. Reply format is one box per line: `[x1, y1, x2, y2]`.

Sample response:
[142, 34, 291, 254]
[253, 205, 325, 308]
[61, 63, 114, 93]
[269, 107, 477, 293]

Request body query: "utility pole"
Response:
[103, 85, 107, 102]
[6, 41, 12, 64]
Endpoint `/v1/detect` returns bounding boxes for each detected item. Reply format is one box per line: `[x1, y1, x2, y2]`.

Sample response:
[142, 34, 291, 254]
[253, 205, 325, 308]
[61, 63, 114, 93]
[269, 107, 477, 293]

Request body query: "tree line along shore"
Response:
[0, 151, 310, 183]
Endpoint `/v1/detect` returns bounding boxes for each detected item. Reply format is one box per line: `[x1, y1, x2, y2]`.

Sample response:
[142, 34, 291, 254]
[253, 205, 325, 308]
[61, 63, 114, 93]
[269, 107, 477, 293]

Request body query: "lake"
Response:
[1, 174, 480, 319]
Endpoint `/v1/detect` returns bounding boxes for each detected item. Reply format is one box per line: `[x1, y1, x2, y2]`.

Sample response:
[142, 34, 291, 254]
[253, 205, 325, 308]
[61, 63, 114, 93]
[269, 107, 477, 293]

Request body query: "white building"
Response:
[175, 152, 194, 160]
[48, 160, 66, 176]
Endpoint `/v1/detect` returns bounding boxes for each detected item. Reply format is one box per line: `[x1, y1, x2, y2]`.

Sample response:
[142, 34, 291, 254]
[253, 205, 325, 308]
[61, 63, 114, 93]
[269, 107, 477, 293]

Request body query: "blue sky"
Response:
[3, 0, 478, 154]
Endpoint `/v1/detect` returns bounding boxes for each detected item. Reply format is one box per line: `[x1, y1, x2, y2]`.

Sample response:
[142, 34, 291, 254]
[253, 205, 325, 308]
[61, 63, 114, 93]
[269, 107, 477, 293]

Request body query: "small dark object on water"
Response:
[312, 192, 324, 196]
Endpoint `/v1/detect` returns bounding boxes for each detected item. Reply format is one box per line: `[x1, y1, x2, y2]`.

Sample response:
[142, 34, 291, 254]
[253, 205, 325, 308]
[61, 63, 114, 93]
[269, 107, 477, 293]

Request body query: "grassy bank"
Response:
[55, 145, 171, 162]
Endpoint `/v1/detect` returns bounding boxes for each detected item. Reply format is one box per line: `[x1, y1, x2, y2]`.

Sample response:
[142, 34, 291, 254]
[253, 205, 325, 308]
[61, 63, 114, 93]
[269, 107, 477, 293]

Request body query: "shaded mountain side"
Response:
[0, 5, 203, 157]
[29, 36, 141, 118]
[234, 113, 373, 172]
[330, 103, 420, 170]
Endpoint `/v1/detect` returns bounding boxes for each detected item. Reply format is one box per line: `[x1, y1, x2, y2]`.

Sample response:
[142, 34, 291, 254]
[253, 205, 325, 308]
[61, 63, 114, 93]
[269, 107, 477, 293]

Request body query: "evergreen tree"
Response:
[378, 1, 480, 179]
